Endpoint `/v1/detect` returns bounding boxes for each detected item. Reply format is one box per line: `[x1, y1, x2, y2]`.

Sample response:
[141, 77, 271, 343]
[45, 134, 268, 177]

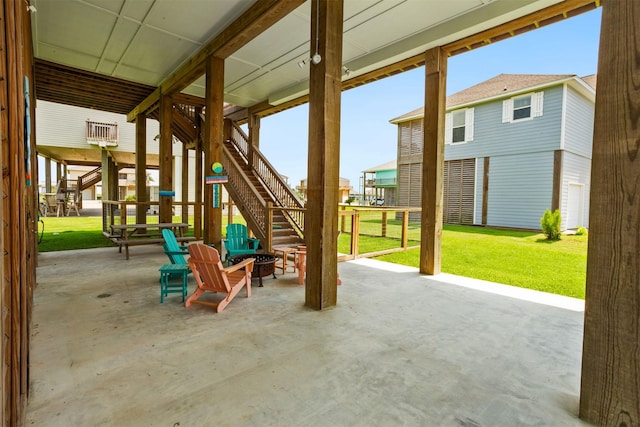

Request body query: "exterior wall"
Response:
[560, 151, 591, 228]
[487, 151, 554, 229]
[563, 85, 594, 158]
[445, 85, 564, 161]
[35, 100, 160, 154]
[396, 84, 579, 229]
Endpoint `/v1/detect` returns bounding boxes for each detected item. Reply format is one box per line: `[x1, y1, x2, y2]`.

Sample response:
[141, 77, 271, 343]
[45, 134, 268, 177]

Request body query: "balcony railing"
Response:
[87, 120, 118, 147]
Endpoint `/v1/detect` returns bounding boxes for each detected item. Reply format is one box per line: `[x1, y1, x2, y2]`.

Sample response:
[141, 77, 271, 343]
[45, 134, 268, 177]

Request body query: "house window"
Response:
[513, 95, 532, 120]
[502, 92, 544, 123]
[445, 108, 474, 144]
[452, 110, 466, 143]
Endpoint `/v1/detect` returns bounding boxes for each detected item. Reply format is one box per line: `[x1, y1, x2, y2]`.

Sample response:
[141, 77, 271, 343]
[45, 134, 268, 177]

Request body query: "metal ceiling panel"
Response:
[31, 0, 591, 116]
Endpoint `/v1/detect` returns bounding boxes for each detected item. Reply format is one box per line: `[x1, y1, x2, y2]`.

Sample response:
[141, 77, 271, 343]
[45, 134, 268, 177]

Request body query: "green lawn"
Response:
[39, 217, 587, 299]
[36, 215, 244, 252]
[375, 225, 588, 299]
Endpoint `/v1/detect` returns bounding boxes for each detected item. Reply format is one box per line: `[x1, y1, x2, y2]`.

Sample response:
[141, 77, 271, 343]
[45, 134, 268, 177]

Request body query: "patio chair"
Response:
[223, 223, 260, 264]
[162, 229, 190, 266]
[186, 244, 254, 313]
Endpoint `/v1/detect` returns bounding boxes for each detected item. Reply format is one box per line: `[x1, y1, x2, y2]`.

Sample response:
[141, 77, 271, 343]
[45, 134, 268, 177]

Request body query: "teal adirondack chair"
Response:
[162, 229, 189, 266]
[223, 224, 260, 264]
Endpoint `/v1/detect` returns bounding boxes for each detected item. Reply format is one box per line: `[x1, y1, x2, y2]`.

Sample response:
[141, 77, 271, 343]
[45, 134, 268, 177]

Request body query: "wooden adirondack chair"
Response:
[223, 223, 260, 264]
[186, 244, 254, 313]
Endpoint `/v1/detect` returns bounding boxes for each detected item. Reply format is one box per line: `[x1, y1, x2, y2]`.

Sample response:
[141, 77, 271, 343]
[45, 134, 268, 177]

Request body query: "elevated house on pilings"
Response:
[2, 0, 638, 426]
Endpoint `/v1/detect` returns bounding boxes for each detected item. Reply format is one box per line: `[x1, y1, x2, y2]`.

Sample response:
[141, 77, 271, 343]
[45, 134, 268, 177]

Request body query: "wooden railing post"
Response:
[120, 202, 127, 225]
[401, 210, 409, 249]
[340, 205, 346, 233]
[266, 201, 273, 252]
[381, 211, 388, 237]
[352, 210, 360, 258]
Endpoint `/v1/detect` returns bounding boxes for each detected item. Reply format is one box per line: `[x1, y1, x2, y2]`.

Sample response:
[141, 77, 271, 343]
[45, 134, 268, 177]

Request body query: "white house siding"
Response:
[35, 100, 160, 154]
[563, 85, 594, 158]
[561, 152, 591, 228]
[486, 151, 555, 229]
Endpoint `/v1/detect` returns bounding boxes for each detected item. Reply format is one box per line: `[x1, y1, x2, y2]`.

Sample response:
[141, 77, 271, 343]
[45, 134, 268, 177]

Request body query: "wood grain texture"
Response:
[135, 114, 147, 224]
[203, 56, 224, 247]
[580, 1, 640, 425]
[304, 0, 343, 310]
[159, 95, 173, 224]
[419, 47, 447, 275]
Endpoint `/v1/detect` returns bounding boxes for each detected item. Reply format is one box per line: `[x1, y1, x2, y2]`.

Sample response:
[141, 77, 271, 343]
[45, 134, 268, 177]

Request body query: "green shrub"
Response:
[541, 209, 562, 240]
[125, 194, 136, 201]
[575, 226, 588, 236]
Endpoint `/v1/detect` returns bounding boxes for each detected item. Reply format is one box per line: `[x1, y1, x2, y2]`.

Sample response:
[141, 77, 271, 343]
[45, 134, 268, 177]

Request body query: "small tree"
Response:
[540, 209, 562, 240]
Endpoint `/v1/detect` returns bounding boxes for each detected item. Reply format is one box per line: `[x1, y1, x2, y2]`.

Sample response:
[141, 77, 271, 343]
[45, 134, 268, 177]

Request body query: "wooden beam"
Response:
[482, 157, 489, 225]
[159, 95, 173, 223]
[135, 113, 147, 224]
[181, 141, 189, 224]
[203, 56, 224, 246]
[305, 0, 343, 310]
[580, 1, 640, 425]
[445, 0, 597, 56]
[127, 0, 305, 122]
[250, 0, 598, 119]
[194, 108, 203, 239]
[419, 47, 447, 275]
[551, 150, 562, 212]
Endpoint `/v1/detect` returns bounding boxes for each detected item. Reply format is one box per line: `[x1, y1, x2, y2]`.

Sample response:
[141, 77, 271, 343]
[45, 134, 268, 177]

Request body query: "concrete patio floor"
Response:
[27, 245, 592, 426]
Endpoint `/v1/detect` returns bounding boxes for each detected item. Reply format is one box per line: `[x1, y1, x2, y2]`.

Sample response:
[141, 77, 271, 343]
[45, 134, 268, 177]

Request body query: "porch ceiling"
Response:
[30, 0, 598, 116]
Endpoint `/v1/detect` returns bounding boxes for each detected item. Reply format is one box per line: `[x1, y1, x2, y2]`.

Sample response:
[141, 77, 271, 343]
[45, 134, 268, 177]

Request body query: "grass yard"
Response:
[36, 215, 245, 252]
[375, 225, 588, 299]
[39, 216, 587, 299]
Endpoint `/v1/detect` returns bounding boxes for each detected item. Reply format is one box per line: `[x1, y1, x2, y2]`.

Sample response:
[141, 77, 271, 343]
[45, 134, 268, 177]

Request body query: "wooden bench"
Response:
[107, 223, 194, 260]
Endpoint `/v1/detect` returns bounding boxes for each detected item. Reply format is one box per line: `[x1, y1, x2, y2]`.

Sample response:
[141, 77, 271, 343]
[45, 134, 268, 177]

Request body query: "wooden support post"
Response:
[135, 113, 147, 224]
[580, 2, 640, 425]
[305, 0, 343, 310]
[419, 46, 447, 275]
[194, 107, 203, 239]
[203, 55, 224, 247]
[56, 162, 62, 187]
[44, 157, 51, 193]
[159, 95, 173, 224]
[248, 112, 260, 169]
[181, 141, 189, 224]
[101, 150, 111, 201]
[482, 157, 489, 225]
[552, 150, 562, 212]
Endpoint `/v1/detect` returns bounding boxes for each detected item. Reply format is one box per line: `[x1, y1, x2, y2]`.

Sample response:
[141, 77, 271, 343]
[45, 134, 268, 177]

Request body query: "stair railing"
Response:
[227, 121, 305, 236]
[222, 144, 268, 240]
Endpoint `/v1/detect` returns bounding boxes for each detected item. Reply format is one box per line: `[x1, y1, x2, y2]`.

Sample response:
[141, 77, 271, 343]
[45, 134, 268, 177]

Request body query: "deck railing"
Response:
[227, 120, 304, 235]
[86, 120, 118, 147]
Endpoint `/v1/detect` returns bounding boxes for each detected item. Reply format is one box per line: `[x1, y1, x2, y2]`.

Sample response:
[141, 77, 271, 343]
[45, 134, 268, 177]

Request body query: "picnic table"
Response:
[108, 222, 195, 260]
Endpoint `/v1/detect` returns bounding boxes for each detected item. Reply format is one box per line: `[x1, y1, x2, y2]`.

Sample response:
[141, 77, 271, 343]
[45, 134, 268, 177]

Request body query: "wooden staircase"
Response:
[223, 138, 304, 248]
[162, 102, 305, 250]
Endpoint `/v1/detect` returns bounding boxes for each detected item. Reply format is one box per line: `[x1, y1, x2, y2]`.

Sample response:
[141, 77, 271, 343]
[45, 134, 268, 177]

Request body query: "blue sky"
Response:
[259, 8, 602, 193]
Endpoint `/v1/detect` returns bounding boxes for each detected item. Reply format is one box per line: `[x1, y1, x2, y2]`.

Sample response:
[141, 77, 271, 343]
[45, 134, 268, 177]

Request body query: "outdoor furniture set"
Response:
[158, 224, 309, 313]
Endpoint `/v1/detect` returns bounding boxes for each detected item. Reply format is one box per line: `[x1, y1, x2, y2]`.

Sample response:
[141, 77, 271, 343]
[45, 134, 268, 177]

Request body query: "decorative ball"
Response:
[212, 162, 223, 173]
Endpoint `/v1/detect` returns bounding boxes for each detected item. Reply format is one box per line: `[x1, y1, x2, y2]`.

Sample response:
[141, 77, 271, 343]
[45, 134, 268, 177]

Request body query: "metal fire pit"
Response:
[229, 253, 277, 287]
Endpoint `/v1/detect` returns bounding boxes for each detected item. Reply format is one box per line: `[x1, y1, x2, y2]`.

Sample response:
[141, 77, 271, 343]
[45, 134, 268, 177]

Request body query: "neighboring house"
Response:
[362, 160, 397, 206]
[36, 101, 197, 204]
[297, 177, 352, 203]
[390, 73, 596, 230]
